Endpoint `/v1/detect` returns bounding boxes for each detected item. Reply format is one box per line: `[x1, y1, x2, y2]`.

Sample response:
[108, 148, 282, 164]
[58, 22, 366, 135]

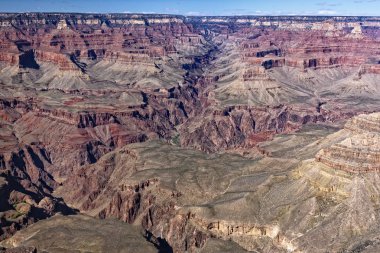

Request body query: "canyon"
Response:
[0, 13, 379, 252]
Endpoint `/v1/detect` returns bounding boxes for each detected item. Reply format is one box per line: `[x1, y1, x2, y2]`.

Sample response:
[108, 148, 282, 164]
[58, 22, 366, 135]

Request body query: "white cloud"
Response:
[186, 11, 201, 16]
[317, 9, 337, 15]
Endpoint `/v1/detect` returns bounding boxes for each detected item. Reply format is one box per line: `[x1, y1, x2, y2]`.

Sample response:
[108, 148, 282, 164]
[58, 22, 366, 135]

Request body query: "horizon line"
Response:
[0, 12, 379, 18]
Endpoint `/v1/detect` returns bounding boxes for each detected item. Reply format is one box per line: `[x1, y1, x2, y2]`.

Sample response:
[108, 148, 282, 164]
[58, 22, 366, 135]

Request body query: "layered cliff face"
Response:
[0, 13, 207, 91]
[316, 113, 380, 173]
[1, 13, 380, 253]
[199, 20, 380, 110]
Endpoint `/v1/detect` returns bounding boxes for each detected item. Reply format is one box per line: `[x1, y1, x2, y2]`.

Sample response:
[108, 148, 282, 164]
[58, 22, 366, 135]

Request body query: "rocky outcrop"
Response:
[316, 113, 380, 173]
[237, 31, 380, 72]
[0, 215, 158, 253]
[179, 105, 348, 153]
[0, 142, 75, 240]
[54, 143, 214, 253]
[0, 53, 18, 66]
[0, 246, 36, 253]
[34, 51, 79, 72]
[345, 113, 380, 134]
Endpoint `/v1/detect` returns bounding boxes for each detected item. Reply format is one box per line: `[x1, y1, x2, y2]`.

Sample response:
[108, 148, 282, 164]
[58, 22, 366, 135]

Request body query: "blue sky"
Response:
[0, 0, 379, 16]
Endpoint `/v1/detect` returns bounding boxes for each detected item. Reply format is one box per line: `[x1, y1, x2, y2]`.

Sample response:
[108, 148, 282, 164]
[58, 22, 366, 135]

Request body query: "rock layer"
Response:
[316, 113, 380, 173]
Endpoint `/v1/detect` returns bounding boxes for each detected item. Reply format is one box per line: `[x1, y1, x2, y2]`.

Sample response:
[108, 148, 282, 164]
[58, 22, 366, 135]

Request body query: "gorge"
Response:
[0, 13, 380, 253]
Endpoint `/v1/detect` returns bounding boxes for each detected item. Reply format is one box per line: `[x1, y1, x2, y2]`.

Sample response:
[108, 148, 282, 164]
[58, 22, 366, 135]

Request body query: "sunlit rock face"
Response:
[316, 113, 380, 173]
[0, 13, 380, 253]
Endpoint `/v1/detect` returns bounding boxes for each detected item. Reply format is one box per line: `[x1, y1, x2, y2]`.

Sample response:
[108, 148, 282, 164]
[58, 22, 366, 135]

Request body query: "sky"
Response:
[0, 0, 379, 16]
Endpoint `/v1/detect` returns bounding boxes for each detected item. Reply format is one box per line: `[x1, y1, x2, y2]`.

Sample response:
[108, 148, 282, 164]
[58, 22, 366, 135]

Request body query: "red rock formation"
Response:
[0, 53, 19, 66]
[34, 50, 78, 71]
[179, 105, 335, 153]
[238, 32, 380, 71]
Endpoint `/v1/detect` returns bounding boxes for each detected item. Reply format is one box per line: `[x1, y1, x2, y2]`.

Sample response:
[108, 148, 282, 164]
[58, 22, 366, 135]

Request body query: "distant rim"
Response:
[0, 12, 379, 18]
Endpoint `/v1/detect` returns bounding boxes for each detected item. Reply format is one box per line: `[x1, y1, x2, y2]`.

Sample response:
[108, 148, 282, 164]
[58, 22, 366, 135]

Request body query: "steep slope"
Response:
[0, 119, 74, 240]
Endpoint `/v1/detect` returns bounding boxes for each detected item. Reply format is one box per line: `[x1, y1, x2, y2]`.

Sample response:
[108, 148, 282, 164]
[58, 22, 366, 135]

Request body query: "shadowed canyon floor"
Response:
[1, 13, 380, 252]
